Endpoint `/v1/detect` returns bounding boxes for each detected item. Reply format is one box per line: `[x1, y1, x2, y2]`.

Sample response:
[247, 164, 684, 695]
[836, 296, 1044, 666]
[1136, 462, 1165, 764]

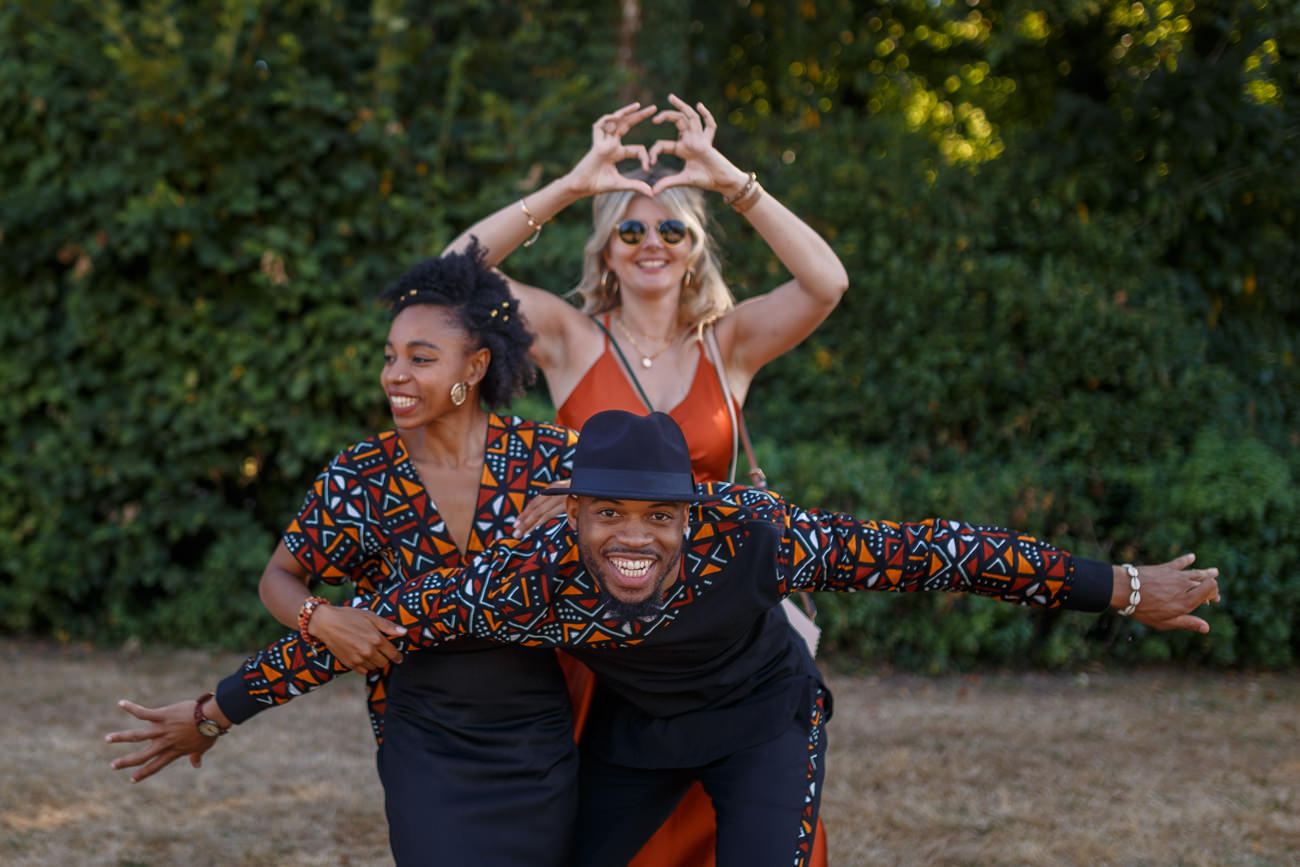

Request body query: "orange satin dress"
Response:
[555, 322, 830, 867]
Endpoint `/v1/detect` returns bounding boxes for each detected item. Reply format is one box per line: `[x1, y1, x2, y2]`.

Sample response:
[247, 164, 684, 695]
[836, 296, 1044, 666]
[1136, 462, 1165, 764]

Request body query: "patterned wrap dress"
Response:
[217, 414, 581, 866]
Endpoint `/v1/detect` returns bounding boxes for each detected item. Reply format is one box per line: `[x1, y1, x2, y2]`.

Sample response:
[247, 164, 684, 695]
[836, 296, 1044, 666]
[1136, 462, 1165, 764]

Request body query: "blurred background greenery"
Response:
[2, 0, 1295, 668]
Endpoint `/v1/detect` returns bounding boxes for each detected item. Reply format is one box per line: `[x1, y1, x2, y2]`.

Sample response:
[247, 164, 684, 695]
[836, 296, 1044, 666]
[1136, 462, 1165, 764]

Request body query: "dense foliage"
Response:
[3, 0, 1296, 668]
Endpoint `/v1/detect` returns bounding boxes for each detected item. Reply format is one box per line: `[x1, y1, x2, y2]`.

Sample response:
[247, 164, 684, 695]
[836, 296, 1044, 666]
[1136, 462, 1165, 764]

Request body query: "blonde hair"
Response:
[573, 169, 734, 335]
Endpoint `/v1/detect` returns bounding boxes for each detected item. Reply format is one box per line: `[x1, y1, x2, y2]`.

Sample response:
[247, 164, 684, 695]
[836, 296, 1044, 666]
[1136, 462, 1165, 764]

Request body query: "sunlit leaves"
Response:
[1, 0, 1294, 666]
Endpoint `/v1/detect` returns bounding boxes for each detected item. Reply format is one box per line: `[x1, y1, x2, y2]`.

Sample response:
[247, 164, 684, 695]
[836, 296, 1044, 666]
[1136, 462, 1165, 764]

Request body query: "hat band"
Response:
[566, 467, 695, 499]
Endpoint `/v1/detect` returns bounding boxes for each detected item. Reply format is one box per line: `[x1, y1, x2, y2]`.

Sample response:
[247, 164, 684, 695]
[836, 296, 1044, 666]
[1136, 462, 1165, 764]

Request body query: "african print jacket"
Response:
[217, 484, 1112, 742]
[224, 414, 577, 741]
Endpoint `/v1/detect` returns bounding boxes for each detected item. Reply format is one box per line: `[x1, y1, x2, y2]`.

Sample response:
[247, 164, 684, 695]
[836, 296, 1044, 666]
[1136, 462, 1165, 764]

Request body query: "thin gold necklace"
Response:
[614, 312, 676, 369]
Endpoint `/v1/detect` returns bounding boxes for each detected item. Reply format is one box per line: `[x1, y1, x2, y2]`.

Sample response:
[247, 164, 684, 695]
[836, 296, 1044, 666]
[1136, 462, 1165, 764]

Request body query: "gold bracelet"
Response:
[519, 197, 545, 247]
[730, 180, 764, 214]
[722, 171, 757, 207]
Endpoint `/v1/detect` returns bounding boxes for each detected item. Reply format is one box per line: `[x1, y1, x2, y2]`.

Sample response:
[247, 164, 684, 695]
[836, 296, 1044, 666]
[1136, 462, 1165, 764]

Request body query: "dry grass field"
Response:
[3, 637, 1296, 866]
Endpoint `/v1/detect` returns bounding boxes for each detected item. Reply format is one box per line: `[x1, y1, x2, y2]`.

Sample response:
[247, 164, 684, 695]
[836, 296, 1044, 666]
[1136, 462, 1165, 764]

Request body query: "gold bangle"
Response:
[722, 171, 757, 207]
[730, 180, 764, 214]
[519, 197, 545, 247]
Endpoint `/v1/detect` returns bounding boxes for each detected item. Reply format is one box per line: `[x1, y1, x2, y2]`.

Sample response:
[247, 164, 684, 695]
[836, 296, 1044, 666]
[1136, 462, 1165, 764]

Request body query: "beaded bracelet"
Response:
[1117, 563, 1141, 616]
[519, 197, 545, 247]
[298, 595, 331, 650]
[722, 171, 758, 207]
[730, 179, 764, 214]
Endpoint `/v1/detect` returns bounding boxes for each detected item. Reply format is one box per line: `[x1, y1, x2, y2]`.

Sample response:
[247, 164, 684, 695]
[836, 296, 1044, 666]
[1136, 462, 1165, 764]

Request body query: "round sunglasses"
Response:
[615, 218, 688, 246]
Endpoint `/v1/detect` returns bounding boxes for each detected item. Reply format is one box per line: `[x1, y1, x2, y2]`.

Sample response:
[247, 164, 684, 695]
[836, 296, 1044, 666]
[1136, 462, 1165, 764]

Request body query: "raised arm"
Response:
[776, 501, 1221, 632]
[442, 103, 657, 375]
[648, 94, 849, 392]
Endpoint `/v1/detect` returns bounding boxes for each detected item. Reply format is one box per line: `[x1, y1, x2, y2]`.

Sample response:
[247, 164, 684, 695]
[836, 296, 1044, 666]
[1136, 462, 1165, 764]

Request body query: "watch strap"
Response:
[194, 691, 229, 737]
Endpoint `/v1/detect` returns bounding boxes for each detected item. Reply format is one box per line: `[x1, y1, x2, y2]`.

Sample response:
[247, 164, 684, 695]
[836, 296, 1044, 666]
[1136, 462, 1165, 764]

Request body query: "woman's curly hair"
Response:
[379, 239, 536, 409]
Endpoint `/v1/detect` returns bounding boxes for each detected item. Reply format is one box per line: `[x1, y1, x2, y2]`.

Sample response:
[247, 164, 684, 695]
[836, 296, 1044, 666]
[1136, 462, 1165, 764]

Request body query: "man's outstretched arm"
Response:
[776, 504, 1220, 631]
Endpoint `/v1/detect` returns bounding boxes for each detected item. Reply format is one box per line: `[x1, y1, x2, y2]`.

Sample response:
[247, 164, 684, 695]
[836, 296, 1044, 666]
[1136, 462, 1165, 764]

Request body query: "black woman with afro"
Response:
[107, 242, 585, 866]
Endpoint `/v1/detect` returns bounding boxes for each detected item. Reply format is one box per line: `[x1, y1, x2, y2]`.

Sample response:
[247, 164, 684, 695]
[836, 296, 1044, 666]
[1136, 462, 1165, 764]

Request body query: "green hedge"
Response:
[2, 0, 1296, 667]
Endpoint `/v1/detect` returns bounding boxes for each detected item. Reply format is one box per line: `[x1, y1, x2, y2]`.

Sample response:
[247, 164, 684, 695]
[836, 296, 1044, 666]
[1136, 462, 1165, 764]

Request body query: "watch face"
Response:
[197, 719, 222, 738]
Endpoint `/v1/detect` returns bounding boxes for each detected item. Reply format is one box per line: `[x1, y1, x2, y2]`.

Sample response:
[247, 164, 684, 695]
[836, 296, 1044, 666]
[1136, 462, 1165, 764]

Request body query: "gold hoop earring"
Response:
[600, 269, 619, 298]
[682, 268, 696, 293]
[449, 381, 469, 407]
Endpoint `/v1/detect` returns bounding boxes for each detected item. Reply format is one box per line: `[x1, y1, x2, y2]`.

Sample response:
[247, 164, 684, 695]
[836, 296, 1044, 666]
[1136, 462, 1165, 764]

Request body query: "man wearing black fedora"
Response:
[115, 409, 1222, 866]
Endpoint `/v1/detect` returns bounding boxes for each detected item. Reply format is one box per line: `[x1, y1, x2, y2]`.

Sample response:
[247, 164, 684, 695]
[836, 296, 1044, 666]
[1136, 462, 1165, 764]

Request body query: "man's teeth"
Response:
[611, 557, 652, 577]
[391, 395, 418, 408]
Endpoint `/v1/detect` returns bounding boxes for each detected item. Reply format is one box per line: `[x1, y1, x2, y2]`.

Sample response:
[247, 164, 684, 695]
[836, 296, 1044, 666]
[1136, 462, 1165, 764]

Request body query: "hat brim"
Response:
[542, 468, 718, 502]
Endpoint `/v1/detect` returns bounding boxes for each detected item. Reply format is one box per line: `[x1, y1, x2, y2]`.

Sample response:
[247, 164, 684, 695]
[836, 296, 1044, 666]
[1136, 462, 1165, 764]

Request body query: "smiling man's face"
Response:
[567, 495, 688, 619]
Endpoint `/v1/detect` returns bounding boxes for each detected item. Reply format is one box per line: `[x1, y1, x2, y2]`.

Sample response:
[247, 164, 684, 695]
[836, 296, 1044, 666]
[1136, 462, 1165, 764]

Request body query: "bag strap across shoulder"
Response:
[704, 325, 816, 628]
[703, 325, 766, 488]
[590, 314, 655, 412]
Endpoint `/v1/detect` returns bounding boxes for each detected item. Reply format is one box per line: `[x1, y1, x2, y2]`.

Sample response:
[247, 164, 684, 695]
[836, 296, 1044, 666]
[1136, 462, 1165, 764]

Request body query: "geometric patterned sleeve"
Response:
[337, 499, 1112, 656]
[353, 525, 684, 651]
[771, 495, 1111, 611]
[350, 494, 1113, 651]
[281, 443, 389, 587]
[215, 633, 355, 724]
[215, 545, 562, 725]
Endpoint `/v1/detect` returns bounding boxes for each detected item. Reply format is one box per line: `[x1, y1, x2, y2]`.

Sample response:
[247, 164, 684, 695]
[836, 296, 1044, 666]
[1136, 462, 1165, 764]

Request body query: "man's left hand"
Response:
[1116, 553, 1221, 633]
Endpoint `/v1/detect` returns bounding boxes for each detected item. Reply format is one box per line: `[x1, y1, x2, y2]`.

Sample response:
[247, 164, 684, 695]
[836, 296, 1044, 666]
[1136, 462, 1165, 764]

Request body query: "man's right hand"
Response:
[308, 604, 407, 672]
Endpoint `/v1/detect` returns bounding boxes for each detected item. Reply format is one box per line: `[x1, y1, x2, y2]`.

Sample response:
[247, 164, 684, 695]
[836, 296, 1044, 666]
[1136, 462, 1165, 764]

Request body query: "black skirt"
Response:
[377, 639, 578, 867]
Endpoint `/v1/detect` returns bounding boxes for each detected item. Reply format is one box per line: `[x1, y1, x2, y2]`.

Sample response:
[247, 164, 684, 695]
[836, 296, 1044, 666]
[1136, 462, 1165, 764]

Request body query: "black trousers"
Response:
[575, 689, 829, 867]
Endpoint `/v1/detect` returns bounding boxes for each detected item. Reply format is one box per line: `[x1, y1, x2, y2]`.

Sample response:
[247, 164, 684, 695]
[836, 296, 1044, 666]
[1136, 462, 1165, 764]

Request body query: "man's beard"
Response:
[578, 538, 681, 620]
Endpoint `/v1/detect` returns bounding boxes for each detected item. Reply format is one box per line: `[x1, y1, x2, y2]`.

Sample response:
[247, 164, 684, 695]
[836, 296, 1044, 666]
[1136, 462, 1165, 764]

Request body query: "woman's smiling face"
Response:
[381, 304, 487, 427]
[602, 195, 694, 302]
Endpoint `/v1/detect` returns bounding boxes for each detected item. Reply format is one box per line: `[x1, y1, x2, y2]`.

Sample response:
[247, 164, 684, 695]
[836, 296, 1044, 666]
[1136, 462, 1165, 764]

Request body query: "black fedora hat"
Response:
[544, 410, 716, 502]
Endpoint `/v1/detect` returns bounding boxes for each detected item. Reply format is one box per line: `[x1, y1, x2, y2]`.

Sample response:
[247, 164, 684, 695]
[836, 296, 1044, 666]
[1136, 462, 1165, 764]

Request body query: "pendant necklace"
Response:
[615, 312, 676, 368]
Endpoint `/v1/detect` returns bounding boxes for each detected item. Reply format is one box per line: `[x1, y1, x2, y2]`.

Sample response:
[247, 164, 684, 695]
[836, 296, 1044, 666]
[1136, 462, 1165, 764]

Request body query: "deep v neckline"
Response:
[393, 414, 501, 562]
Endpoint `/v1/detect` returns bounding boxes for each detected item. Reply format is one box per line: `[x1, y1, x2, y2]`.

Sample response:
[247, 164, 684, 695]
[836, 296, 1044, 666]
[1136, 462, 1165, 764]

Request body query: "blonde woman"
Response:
[446, 94, 846, 867]
[449, 94, 846, 507]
